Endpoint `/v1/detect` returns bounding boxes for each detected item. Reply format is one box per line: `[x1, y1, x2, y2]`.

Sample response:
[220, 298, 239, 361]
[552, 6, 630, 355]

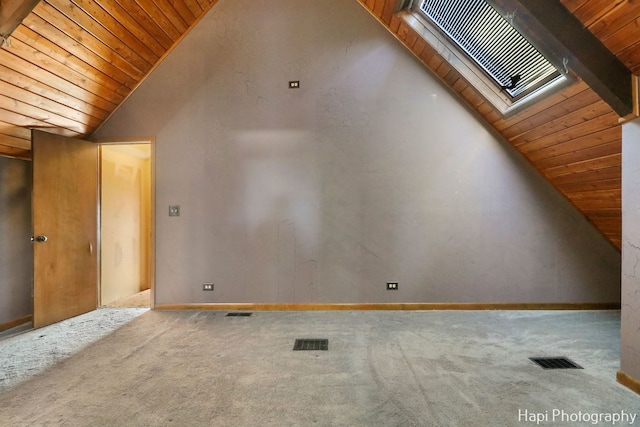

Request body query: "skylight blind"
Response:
[420, 0, 561, 98]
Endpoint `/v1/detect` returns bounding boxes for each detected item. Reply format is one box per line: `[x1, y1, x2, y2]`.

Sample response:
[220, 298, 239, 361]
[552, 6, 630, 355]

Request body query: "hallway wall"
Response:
[100, 145, 151, 305]
[95, 0, 620, 305]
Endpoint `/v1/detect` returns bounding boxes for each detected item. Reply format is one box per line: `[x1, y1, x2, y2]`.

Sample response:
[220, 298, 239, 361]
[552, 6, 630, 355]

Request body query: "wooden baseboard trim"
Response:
[0, 314, 32, 333]
[154, 302, 620, 311]
[617, 370, 640, 395]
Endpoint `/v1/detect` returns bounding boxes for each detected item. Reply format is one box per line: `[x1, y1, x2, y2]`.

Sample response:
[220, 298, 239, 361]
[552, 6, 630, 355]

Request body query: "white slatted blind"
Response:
[420, 0, 561, 99]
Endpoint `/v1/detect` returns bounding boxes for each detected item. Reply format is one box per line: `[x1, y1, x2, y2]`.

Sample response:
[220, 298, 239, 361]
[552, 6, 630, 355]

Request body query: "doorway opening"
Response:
[99, 141, 153, 309]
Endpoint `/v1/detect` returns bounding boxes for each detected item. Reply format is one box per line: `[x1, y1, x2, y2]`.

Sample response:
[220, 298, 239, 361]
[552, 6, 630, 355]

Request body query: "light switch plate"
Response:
[169, 205, 180, 216]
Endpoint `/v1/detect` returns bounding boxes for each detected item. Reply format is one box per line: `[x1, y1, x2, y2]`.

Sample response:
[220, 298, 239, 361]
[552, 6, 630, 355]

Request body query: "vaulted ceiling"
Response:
[0, 0, 637, 250]
[0, 0, 219, 157]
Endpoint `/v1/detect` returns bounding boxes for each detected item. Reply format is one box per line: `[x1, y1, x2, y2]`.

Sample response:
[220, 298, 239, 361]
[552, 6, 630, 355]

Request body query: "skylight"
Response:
[420, 0, 562, 100]
[401, 0, 570, 115]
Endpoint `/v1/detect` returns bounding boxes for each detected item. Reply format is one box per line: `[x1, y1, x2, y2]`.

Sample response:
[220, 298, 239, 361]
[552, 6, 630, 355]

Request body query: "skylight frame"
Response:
[400, 0, 573, 116]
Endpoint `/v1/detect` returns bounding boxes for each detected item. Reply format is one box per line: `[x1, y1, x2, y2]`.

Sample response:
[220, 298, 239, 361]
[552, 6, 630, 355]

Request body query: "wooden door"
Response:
[32, 130, 98, 328]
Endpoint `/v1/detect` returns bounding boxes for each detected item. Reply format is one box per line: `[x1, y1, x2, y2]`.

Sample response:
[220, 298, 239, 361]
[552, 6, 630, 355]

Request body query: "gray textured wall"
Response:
[95, 0, 620, 305]
[622, 119, 640, 381]
[0, 157, 32, 324]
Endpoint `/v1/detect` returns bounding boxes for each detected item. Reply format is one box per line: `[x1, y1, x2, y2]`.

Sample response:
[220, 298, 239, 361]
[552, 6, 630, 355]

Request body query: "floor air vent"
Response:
[226, 312, 252, 317]
[293, 339, 328, 351]
[530, 357, 582, 369]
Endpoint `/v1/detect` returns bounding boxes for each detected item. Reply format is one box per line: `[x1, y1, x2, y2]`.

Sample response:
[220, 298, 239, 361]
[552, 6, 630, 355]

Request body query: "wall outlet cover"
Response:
[387, 282, 398, 290]
[203, 283, 214, 291]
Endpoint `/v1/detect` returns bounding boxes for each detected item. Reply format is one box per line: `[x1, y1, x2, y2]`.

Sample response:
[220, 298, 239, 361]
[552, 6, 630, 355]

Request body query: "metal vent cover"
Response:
[530, 357, 582, 369]
[225, 312, 253, 317]
[293, 339, 328, 351]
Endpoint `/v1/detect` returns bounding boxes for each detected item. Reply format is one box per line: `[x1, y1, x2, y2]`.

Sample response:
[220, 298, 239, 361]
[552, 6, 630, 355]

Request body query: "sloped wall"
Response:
[94, 0, 620, 305]
[0, 157, 32, 325]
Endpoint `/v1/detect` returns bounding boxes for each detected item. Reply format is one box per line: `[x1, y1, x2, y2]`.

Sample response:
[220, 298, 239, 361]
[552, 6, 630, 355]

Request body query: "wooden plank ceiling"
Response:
[0, 0, 218, 159]
[357, 0, 640, 250]
[0, 0, 636, 250]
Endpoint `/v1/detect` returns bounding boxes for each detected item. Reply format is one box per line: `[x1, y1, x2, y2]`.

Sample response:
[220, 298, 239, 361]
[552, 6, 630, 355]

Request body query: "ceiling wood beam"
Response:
[0, 0, 40, 39]
[488, 0, 633, 117]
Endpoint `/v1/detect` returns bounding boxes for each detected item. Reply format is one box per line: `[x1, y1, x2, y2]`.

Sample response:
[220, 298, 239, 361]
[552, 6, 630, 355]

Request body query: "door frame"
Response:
[96, 137, 156, 309]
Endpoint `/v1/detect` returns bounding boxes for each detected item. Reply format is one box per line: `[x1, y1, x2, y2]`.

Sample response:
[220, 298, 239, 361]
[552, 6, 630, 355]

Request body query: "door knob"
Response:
[35, 235, 48, 242]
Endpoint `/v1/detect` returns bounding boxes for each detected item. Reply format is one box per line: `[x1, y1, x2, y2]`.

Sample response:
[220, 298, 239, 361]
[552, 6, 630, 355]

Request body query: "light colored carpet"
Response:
[0, 310, 637, 426]
[0, 322, 31, 340]
[0, 308, 148, 393]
